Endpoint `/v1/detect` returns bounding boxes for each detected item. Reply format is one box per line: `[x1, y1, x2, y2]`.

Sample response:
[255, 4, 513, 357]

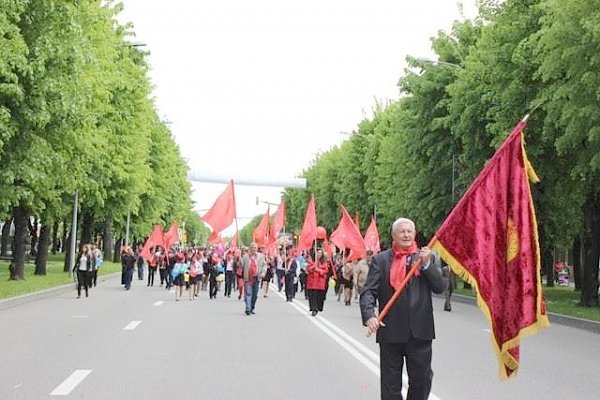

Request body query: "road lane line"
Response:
[287, 300, 381, 376]
[123, 320, 142, 330]
[50, 369, 92, 396]
[153, 301, 164, 306]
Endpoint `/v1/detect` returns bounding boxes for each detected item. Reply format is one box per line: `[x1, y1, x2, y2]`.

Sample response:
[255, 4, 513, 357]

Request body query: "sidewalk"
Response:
[0, 273, 120, 312]
[440, 292, 600, 335]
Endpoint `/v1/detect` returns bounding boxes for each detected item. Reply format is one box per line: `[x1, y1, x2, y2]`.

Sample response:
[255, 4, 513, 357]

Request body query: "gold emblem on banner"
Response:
[507, 218, 519, 262]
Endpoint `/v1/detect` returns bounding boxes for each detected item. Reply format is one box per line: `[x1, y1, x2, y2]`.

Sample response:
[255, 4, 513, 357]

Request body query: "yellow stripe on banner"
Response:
[430, 238, 509, 379]
[432, 235, 550, 380]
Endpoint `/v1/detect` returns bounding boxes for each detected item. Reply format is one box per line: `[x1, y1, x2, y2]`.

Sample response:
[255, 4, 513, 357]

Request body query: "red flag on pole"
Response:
[252, 206, 270, 247]
[202, 180, 236, 235]
[297, 195, 317, 253]
[163, 222, 179, 250]
[269, 201, 286, 244]
[430, 118, 549, 379]
[364, 216, 381, 254]
[140, 224, 164, 262]
[330, 205, 366, 260]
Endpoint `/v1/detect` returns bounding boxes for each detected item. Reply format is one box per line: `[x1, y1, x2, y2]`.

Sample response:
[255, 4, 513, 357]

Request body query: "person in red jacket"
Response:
[306, 249, 329, 316]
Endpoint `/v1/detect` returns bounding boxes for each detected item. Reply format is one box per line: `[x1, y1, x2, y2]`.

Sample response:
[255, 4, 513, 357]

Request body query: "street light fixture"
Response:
[414, 57, 464, 71]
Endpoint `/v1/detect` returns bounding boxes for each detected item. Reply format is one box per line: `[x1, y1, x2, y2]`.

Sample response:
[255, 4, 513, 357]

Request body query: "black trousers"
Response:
[77, 270, 89, 297]
[148, 268, 155, 286]
[307, 289, 325, 311]
[380, 339, 433, 400]
[284, 274, 295, 300]
[224, 271, 235, 296]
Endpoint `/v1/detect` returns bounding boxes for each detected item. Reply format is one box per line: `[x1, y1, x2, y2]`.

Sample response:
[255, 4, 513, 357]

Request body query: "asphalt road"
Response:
[1, 274, 598, 399]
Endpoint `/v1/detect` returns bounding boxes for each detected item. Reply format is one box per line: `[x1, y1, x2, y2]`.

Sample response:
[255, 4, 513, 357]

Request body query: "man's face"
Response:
[249, 244, 257, 255]
[392, 222, 416, 249]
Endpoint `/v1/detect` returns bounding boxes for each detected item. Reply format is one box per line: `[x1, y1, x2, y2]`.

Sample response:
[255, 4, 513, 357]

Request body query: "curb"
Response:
[437, 293, 600, 335]
[0, 273, 121, 312]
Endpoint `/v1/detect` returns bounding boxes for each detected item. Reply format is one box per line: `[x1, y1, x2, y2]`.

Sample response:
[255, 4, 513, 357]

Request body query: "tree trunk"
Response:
[51, 220, 59, 254]
[1, 218, 12, 256]
[113, 237, 123, 263]
[81, 210, 93, 245]
[10, 204, 29, 281]
[63, 230, 72, 273]
[542, 244, 554, 287]
[28, 216, 38, 256]
[580, 196, 600, 307]
[102, 215, 114, 262]
[61, 219, 68, 253]
[572, 235, 582, 291]
[35, 222, 50, 275]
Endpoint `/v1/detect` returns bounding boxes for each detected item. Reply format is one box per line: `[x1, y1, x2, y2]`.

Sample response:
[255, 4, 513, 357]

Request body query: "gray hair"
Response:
[392, 217, 415, 233]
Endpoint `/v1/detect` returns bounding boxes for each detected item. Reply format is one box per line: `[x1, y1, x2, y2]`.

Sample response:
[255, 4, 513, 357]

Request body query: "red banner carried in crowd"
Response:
[330, 205, 366, 260]
[269, 201, 286, 245]
[163, 223, 179, 250]
[202, 179, 237, 235]
[252, 206, 270, 247]
[140, 224, 164, 262]
[430, 118, 549, 379]
[364, 216, 381, 254]
[297, 195, 317, 253]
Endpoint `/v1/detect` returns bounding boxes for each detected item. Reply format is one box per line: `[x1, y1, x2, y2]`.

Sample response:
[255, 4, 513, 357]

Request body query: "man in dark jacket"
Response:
[360, 217, 445, 400]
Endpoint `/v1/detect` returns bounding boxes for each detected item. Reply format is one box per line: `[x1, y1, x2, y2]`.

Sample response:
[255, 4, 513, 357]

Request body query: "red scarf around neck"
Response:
[390, 241, 419, 290]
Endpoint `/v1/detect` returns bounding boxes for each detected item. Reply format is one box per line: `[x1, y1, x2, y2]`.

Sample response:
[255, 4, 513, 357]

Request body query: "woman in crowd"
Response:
[306, 249, 329, 316]
[122, 246, 136, 291]
[172, 254, 187, 301]
[74, 244, 93, 299]
[189, 253, 202, 299]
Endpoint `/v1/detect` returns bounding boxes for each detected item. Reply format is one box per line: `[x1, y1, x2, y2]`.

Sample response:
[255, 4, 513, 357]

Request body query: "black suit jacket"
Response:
[360, 249, 446, 343]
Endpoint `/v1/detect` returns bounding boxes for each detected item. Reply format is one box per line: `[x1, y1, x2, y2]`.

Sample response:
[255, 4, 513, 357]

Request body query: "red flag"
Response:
[330, 205, 366, 260]
[202, 180, 237, 235]
[208, 231, 224, 246]
[252, 206, 270, 247]
[163, 222, 179, 250]
[364, 216, 381, 254]
[431, 119, 549, 379]
[269, 201, 286, 244]
[354, 211, 360, 231]
[297, 195, 317, 253]
[140, 224, 164, 262]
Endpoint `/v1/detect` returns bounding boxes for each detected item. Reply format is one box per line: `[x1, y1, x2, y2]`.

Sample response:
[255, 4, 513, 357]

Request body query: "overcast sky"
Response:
[117, 0, 478, 234]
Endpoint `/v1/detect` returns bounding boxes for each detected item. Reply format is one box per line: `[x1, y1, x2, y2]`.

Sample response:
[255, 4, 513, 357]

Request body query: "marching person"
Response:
[306, 249, 328, 316]
[284, 254, 298, 302]
[74, 244, 93, 299]
[360, 217, 445, 400]
[342, 257, 355, 306]
[353, 250, 373, 303]
[239, 242, 266, 315]
[122, 246, 136, 291]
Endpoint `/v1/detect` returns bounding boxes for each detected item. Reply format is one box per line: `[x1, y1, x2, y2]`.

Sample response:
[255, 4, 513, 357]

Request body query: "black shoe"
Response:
[444, 303, 452, 312]
[250, 310, 255, 314]
[311, 310, 317, 316]
[245, 310, 251, 315]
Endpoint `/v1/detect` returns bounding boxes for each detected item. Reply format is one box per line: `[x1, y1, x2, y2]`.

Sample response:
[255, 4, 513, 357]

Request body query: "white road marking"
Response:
[272, 287, 442, 400]
[287, 299, 381, 376]
[123, 320, 142, 330]
[13, 383, 22, 389]
[482, 328, 491, 333]
[153, 301, 164, 306]
[50, 369, 92, 396]
[71, 315, 89, 319]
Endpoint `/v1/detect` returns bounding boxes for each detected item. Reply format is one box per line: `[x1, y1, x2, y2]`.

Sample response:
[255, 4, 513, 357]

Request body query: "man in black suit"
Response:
[360, 217, 445, 400]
